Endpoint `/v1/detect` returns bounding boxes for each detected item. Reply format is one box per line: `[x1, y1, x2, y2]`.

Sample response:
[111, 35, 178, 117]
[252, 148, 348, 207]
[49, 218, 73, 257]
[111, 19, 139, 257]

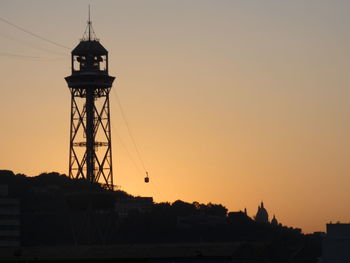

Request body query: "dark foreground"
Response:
[0, 171, 322, 262]
[0, 243, 318, 263]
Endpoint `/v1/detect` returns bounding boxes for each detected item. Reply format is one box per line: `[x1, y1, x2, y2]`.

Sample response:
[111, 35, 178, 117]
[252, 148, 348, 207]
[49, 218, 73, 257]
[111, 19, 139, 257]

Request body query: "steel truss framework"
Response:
[69, 87, 113, 190]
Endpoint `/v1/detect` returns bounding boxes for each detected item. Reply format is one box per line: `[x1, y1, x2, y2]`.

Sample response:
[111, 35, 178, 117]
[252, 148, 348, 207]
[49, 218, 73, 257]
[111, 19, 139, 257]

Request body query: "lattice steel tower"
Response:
[65, 14, 115, 189]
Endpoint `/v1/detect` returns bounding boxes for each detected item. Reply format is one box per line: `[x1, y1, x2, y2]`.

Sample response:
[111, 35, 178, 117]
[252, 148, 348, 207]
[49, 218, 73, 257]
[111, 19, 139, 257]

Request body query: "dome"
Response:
[271, 215, 278, 226]
[255, 202, 269, 223]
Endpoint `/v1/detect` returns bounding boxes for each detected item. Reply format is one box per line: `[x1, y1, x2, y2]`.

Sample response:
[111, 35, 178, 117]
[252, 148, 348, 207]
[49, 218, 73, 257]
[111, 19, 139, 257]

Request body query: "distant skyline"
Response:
[1, 0, 350, 233]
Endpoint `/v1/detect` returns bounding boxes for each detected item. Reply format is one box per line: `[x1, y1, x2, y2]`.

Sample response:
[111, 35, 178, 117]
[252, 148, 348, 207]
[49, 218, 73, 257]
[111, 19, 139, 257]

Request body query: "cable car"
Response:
[144, 171, 149, 183]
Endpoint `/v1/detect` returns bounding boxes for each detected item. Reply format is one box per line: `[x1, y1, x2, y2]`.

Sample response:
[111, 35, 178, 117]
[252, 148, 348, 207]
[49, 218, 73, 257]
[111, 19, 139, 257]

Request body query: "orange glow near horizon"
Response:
[1, 0, 350, 234]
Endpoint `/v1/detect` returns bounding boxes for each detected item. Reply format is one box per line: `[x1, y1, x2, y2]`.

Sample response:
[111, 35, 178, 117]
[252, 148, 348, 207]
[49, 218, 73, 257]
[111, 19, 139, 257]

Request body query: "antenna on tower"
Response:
[88, 5, 91, 41]
[82, 5, 97, 41]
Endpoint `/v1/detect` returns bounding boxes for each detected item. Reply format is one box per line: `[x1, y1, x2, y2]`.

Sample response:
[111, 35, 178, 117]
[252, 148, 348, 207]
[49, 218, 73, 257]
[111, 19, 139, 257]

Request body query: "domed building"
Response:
[255, 201, 269, 223]
[271, 214, 278, 226]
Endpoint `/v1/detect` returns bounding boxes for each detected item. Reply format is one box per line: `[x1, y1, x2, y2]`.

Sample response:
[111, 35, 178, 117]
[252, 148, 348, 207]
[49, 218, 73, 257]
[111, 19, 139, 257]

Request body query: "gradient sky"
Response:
[1, 0, 350, 233]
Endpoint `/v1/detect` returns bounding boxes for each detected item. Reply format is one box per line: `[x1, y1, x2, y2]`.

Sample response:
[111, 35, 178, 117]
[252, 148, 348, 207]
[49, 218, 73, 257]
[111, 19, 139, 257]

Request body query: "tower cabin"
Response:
[66, 39, 115, 93]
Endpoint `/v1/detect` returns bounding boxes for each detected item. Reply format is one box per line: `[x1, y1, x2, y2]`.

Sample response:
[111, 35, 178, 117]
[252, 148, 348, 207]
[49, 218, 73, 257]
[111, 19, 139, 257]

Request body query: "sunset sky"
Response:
[1, 0, 350, 233]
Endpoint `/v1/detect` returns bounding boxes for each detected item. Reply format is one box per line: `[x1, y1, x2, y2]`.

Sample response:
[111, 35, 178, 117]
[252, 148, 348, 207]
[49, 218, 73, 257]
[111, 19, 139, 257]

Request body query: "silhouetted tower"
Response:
[65, 12, 115, 189]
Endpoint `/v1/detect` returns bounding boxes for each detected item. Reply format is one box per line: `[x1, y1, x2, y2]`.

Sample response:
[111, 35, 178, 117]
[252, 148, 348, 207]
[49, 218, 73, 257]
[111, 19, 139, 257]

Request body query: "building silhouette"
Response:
[254, 201, 269, 223]
[323, 223, 350, 263]
[0, 185, 20, 247]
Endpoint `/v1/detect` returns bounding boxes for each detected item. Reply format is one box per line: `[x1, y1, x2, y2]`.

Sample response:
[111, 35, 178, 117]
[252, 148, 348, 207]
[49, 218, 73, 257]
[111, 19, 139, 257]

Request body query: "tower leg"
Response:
[86, 89, 95, 183]
[106, 94, 114, 190]
[69, 94, 74, 179]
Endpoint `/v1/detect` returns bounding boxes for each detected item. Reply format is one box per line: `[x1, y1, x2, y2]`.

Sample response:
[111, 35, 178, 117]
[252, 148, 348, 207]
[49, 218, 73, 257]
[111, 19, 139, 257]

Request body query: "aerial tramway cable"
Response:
[112, 89, 150, 183]
[111, 91, 171, 200]
[0, 31, 67, 56]
[0, 15, 70, 60]
[0, 52, 42, 59]
[0, 16, 70, 50]
[113, 128, 144, 176]
[0, 52, 66, 61]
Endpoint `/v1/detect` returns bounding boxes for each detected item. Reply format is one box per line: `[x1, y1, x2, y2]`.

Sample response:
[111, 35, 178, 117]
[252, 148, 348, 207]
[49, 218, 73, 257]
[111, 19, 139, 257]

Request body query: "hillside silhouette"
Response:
[0, 170, 322, 261]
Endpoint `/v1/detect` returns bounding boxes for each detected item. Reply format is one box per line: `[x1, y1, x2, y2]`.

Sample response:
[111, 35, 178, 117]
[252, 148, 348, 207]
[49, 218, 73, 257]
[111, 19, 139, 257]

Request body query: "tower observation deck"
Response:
[65, 14, 115, 189]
